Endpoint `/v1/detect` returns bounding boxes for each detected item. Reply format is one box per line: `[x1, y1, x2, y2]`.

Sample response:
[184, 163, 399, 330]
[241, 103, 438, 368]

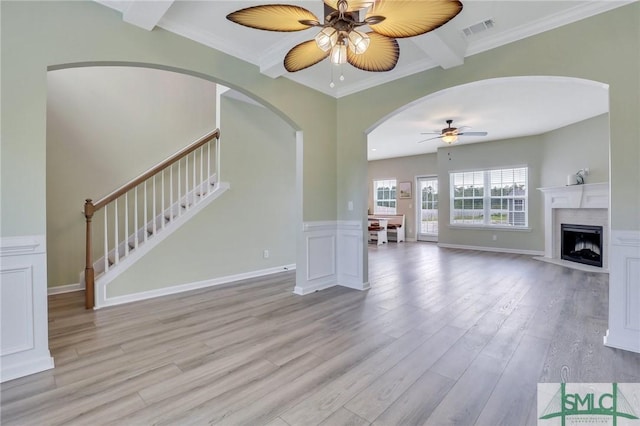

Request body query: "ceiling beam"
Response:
[259, 32, 315, 79]
[123, 0, 175, 31]
[412, 24, 468, 69]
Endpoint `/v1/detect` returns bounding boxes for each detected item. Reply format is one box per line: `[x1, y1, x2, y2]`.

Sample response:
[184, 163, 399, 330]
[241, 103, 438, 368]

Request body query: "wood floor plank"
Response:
[343, 326, 466, 422]
[372, 370, 455, 426]
[2, 243, 638, 426]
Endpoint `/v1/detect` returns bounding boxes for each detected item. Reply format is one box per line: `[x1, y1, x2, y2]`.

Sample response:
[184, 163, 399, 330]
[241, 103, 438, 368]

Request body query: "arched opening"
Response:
[46, 64, 301, 303]
[365, 75, 609, 271]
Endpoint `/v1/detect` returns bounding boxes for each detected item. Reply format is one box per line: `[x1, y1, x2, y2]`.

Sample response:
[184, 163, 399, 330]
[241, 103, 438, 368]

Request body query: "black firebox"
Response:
[561, 223, 603, 268]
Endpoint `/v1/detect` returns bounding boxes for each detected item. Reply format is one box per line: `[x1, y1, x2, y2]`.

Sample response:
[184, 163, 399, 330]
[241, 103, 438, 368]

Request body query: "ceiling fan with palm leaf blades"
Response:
[418, 119, 488, 144]
[226, 0, 463, 77]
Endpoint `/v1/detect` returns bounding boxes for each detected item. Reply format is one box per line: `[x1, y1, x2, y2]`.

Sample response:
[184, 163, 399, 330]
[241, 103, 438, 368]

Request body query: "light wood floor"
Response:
[2, 242, 639, 425]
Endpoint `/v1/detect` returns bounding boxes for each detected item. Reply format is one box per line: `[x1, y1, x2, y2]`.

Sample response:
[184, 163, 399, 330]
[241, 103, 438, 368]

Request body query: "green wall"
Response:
[338, 4, 640, 252]
[1, 0, 337, 240]
[368, 153, 438, 240]
[46, 67, 218, 288]
[367, 114, 610, 250]
[108, 96, 296, 297]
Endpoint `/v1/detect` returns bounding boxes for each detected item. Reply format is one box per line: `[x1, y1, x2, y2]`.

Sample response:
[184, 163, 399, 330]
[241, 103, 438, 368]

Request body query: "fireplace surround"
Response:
[537, 182, 609, 272]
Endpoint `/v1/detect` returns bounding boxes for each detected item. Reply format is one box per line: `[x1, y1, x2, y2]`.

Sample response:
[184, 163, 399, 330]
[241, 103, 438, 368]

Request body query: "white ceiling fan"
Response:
[418, 119, 488, 144]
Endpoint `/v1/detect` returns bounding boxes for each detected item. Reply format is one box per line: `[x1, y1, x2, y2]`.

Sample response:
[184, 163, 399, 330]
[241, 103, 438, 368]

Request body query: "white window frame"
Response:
[449, 166, 529, 229]
[373, 178, 397, 215]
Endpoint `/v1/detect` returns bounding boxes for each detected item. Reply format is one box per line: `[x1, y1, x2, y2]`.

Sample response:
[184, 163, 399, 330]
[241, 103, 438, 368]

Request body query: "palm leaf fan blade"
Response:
[284, 40, 330, 72]
[347, 32, 399, 72]
[226, 5, 319, 32]
[367, 0, 463, 38]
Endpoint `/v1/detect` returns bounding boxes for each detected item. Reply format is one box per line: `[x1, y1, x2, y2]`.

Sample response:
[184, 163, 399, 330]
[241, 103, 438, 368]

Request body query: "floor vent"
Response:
[462, 19, 495, 37]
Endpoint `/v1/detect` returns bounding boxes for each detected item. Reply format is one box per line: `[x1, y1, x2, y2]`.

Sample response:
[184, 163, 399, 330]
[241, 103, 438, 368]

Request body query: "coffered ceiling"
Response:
[96, 1, 630, 98]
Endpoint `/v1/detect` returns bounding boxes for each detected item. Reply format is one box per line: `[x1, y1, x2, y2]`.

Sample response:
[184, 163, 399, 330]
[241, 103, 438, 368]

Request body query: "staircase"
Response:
[82, 129, 228, 309]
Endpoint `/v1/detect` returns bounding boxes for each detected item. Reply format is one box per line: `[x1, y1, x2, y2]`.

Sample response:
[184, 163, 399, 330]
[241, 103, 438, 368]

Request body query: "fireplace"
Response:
[561, 223, 603, 268]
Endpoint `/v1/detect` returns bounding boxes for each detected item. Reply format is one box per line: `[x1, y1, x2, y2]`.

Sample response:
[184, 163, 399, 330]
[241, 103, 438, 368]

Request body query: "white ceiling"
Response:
[94, 0, 623, 159]
[368, 76, 609, 160]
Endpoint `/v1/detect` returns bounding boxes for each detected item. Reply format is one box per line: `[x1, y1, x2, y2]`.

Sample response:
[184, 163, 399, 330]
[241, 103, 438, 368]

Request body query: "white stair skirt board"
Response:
[92, 181, 230, 308]
[437, 243, 544, 256]
[1, 235, 54, 382]
[604, 230, 640, 353]
[98, 264, 296, 308]
[294, 221, 367, 295]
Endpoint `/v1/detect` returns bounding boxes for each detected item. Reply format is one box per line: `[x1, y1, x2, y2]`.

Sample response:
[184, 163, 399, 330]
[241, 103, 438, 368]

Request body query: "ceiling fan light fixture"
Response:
[315, 27, 338, 52]
[330, 41, 348, 65]
[347, 30, 370, 54]
[442, 133, 458, 144]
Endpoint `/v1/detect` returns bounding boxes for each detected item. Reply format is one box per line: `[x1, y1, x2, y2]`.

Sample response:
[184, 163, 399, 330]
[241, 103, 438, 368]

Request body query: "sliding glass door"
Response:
[417, 176, 438, 241]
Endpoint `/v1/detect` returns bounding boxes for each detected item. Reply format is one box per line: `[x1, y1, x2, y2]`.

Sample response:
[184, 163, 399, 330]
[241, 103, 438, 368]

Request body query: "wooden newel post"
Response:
[84, 199, 95, 309]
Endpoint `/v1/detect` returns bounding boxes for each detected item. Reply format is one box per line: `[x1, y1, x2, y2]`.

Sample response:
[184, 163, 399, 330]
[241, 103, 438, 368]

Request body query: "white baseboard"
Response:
[48, 282, 84, 295]
[1, 355, 55, 383]
[97, 264, 296, 308]
[437, 242, 544, 256]
[293, 277, 336, 295]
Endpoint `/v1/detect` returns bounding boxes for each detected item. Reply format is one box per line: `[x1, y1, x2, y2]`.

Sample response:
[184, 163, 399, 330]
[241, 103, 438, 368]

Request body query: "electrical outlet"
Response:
[263, 249, 269, 259]
[348, 201, 353, 211]
[492, 234, 497, 241]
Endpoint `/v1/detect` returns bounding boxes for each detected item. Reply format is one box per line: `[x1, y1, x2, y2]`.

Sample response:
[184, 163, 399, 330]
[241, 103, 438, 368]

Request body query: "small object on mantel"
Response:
[567, 168, 590, 186]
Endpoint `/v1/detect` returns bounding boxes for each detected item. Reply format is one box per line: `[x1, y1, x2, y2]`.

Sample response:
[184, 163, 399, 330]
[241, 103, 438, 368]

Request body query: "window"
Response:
[450, 167, 528, 228]
[373, 179, 397, 214]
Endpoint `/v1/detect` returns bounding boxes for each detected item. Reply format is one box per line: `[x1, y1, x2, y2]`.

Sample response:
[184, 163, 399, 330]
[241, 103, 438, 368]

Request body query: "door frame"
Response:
[416, 175, 438, 242]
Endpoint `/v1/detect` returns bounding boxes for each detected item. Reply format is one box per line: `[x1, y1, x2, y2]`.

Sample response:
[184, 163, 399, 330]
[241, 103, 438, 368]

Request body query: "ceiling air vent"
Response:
[462, 19, 495, 38]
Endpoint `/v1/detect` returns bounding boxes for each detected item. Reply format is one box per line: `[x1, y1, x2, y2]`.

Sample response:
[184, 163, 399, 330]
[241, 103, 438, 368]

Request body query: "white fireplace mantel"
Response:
[538, 182, 609, 210]
[537, 182, 609, 272]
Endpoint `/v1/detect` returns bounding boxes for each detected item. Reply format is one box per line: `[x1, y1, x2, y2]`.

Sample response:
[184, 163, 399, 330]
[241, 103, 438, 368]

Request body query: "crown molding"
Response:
[466, 1, 635, 57]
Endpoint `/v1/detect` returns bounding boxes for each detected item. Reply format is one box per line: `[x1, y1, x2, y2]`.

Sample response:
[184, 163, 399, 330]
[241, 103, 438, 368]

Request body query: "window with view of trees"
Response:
[450, 167, 528, 227]
[373, 179, 397, 214]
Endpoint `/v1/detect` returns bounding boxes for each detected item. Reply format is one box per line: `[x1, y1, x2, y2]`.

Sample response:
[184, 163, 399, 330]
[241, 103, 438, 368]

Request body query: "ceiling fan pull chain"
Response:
[339, 64, 345, 82]
[329, 65, 335, 88]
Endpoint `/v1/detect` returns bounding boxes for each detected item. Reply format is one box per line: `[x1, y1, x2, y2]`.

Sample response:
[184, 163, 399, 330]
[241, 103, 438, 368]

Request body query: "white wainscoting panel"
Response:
[0, 235, 54, 382]
[337, 221, 368, 291]
[295, 221, 368, 295]
[295, 222, 338, 295]
[604, 230, 640, 353]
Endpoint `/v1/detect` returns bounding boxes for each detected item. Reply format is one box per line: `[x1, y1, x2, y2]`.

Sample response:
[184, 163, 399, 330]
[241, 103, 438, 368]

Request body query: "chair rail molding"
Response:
[0, 235, 54, 382]
[604, 229, 640, 353]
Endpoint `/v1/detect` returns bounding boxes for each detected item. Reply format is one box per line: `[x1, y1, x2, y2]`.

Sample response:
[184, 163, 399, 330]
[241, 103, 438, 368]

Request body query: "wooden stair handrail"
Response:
[83, 128, 219, 309]
[93, 129, 219, 210]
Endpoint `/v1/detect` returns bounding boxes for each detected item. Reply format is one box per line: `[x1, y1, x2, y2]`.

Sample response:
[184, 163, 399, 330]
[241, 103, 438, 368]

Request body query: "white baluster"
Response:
[144, 181, 148, 242]
[114, 198, 119, 265]
[104, 205, 109, 273]
[207, 141, 211, 187]
[161, 170, 166, 230]
[124, 192, 129, 257]
[134, 186, 139, 249]
[178, 160, 182, 217]
[169, 165, 174, 223]
[152, 175, 157, 235]
[192, 151, 196, 205]
[199, 146, 204, 199]
[216, 136, 221, 183]
[185, 156, 189, 211]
